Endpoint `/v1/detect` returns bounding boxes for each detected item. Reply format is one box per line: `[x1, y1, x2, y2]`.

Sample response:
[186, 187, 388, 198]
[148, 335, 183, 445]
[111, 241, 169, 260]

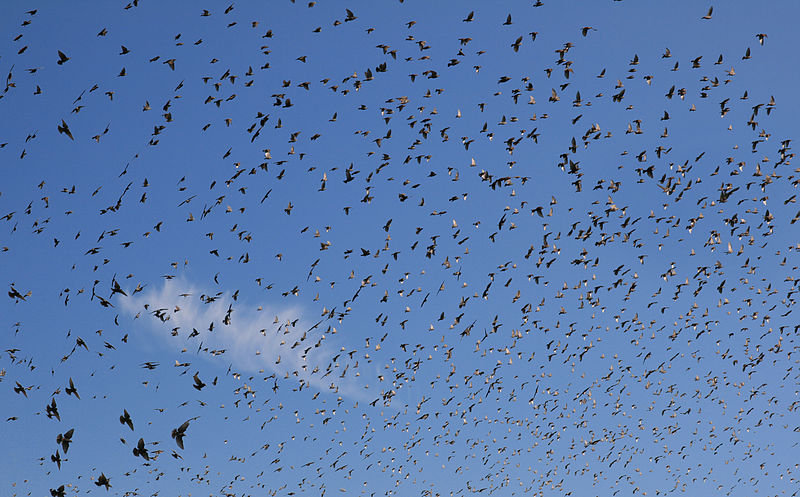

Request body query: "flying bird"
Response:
[171, 420, 191, 449]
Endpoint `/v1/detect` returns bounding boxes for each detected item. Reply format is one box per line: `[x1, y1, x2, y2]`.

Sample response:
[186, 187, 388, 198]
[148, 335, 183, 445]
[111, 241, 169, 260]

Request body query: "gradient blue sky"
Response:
[2, 1, 800, 496]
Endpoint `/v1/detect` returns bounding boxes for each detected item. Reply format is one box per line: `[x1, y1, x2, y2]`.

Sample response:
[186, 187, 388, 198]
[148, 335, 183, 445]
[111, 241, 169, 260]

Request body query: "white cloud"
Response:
[120, 278, 368, 398]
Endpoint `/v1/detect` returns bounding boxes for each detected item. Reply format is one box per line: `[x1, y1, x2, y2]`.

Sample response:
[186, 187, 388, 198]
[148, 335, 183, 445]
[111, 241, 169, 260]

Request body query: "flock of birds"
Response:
[2, 1, 800, 496]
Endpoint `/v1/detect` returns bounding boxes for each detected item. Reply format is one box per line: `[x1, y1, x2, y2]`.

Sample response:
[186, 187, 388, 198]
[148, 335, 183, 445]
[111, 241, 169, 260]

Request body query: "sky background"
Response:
[2, 1, 800, 496]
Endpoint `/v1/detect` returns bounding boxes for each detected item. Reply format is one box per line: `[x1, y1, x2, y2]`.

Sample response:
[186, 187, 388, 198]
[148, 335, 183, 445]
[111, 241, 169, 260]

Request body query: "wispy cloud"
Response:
[120, 278, 367, 398]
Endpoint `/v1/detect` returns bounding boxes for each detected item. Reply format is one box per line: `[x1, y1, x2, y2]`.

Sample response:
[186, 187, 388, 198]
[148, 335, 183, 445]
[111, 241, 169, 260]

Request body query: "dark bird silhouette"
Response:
[192, 372, 206, 390]
[132, 437, 149, 460]
[94, 473, 111, 490]
[56, 429, 74, 454]
[171, 420, 191, 449]
[119, 409, 134, 430]
[57, 120, 73, 140]
[65, 378, 79, 399]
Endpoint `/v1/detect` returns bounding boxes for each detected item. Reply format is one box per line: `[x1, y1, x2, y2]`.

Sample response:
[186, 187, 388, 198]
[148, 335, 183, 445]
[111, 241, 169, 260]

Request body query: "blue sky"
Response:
[2, 1, 800, 496]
